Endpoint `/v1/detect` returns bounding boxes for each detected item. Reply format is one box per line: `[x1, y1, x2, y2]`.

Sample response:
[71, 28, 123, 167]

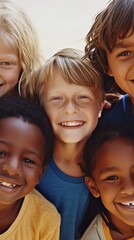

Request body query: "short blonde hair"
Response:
[27, 48, 104, 105]
[0, 0, 43, 95]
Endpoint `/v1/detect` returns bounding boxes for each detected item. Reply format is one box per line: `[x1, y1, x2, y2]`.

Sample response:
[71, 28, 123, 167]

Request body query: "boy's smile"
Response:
[0, 117, 45, 205]
[106, 32, 134, 104]
[42, 69, 103, 144]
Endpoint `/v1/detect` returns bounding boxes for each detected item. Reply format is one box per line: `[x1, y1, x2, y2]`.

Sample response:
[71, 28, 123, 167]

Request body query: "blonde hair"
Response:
[0, 0, 43, 95]
[85, 0, 134, 75]
[27, 48, 104, 105]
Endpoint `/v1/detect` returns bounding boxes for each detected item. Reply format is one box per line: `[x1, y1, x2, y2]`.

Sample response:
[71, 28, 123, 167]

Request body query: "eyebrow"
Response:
[0, 140, 42, 159]
[113, 41, 133, 49]
[26, 149, 42, 159]
[100, 167, 118, 174]
[0, 140, 8, 145]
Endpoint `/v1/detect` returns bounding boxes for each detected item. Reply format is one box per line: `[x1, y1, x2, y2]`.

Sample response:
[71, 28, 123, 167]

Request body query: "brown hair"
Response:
[85, 0, 134, 75]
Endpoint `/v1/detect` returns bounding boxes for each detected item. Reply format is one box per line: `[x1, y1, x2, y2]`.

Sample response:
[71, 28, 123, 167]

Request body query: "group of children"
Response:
[0, 0, 134, 239]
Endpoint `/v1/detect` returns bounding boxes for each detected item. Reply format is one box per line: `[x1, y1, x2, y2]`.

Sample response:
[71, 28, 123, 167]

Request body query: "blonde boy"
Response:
[26, 48, 104, 239]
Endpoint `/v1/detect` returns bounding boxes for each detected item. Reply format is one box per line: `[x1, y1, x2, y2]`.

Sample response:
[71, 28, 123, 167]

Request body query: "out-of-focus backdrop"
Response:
[13, 0, 108, 59]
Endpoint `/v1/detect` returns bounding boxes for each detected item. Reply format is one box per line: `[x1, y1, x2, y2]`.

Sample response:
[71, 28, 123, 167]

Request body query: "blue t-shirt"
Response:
[36, 159, 91, 240]
[98, 94, 134, 128]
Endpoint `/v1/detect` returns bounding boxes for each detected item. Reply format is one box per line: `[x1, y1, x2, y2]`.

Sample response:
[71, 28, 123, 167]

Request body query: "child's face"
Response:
[42, 70, 103, 144]
[0, 40, 22, 97]
[106, 32, 134, 104]
[87, 137, 134, 228]
[0, 117, 45, 205]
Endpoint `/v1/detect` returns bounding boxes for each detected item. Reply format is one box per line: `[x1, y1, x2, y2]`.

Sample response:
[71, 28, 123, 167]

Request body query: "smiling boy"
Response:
[85, 0, 134, 127]
[26, 48, 104, 239]
[0, 96, 60, 240]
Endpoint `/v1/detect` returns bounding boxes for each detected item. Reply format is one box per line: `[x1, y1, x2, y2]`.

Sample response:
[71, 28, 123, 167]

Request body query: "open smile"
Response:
[119, 201, 134, 208]
[60, 121, 84, 127]
[0, 180, 17, 189]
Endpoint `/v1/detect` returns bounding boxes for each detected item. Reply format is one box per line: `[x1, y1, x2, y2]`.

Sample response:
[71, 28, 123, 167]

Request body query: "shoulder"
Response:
[98, 94, 132, 128]
[28, 189, 61, 224]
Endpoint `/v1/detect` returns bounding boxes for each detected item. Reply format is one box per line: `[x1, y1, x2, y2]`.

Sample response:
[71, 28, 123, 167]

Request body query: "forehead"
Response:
[111, 31, 134, 51]
[0, 117, 45, 144]
[94, 137, 134, 171]
[46, 70, 96, 92]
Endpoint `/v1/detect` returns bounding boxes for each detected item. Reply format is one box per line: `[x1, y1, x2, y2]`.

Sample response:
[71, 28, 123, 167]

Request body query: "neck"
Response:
[53, 139, 86, 177]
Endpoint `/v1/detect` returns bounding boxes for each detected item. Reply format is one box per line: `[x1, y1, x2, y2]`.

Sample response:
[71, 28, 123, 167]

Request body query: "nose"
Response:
[63, 100, 78, 115]
[120, 178, 134, 195]
[1, 157, 21, 176]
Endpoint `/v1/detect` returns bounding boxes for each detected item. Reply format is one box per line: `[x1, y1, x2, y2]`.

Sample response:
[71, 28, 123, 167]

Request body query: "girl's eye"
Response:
[0, 62, 10, 66]
[52, 96, 63, 101]
[105, 175, 118, 181]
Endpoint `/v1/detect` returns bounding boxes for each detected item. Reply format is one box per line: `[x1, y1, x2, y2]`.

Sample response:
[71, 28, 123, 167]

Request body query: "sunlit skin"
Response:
[0, 40, 22, 97]
[0, 117, 45, 230]
[41, 69, 103, 176]
[106, 32, 134, 106]
[86, 137, 134, 239]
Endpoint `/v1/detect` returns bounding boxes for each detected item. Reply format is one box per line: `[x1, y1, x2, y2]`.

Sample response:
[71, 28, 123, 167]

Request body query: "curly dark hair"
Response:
[0, 95, 54, 165]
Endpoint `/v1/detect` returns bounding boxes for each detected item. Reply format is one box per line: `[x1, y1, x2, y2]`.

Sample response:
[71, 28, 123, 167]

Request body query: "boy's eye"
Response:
[118, 51, 131, 57]
[23, 158, 35, 164]
[0, 151, 6, 157]
[77, 95, 90, 101]
[78, 95, 88, 99]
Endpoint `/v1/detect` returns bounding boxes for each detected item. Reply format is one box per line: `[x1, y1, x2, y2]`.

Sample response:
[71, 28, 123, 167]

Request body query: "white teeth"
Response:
[121, 201, 134, 206]
[0, 181, 16, 188]
[61, 121, 83, 126]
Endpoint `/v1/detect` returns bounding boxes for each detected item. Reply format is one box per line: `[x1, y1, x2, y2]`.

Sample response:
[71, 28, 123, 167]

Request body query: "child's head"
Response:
[0, 95, 53, 205]
[28, 48, 104, 143]
[85, 0, 134, 98]
[85, 127, 134, 228]
[0, 0, 42, 97]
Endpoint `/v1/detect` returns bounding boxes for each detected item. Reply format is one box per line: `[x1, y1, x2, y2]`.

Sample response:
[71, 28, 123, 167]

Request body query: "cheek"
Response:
[100, 185, 116, 203]
[26, 168, 43, 185]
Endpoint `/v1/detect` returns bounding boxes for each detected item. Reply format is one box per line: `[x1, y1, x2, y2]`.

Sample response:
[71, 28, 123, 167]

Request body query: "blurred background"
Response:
[13, 0, 108, 59]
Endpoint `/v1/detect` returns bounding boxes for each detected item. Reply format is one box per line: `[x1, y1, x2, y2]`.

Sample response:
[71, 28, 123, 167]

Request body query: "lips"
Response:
[118, 201, 134, 209]
[0, 180, 17, 189]
[60, 121, 84, 127]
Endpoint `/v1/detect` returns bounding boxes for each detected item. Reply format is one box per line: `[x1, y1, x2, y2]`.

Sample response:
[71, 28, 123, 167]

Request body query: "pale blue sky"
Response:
[13, 0, 108, 59]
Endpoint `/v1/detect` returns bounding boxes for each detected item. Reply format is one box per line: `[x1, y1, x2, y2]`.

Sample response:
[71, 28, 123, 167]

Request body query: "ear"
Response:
[98, 101, 105, 118]
[41, 165, 46, 176]
[36, 166, 46, 185]
[85, 177, 100, 198]
[107, 66, 113, 77]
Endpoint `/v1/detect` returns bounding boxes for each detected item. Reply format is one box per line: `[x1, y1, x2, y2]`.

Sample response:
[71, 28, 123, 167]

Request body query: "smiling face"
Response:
[42, 69, 103, 144]
[87, 137, 134, 229]
[0, 39, 22, 97]
[106, 32, 134, 104]
[0, 117, 45, 206]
